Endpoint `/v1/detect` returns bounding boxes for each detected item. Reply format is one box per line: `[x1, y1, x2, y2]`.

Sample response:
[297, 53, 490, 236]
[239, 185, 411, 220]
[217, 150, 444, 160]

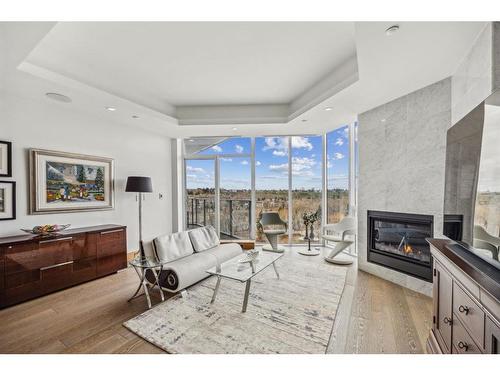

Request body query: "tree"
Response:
[95, 168, 104, 191]
[76, 165, 87, 183]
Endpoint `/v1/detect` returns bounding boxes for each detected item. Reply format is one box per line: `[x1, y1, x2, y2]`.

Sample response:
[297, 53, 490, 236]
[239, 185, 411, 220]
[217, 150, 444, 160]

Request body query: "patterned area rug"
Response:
[123, 253, 347, 353]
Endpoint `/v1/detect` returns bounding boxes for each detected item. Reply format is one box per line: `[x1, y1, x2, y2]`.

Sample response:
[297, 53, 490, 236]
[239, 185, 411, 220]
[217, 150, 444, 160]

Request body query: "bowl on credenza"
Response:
[21, 224, 71, 236]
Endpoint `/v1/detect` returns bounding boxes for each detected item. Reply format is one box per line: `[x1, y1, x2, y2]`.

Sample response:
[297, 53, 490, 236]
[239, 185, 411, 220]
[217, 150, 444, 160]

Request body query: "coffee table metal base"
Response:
[210, 260, 280, 313]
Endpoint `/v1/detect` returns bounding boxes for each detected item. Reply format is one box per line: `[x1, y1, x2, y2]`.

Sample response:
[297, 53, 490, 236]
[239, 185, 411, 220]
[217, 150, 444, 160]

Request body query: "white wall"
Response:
[0, 90, 172, 252]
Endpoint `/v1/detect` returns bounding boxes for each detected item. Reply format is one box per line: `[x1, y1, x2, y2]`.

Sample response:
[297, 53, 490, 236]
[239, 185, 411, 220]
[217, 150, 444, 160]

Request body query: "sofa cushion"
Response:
[153, 231, 194, 262]
[189, 225, 220, 252]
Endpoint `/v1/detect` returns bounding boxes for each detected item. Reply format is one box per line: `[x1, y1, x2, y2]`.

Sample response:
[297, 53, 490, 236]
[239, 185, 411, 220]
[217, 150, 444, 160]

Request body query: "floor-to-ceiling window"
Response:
[185, 159, 216, 229]
[255, 137, 289, 244]
[183, 126, 356, 246]
[326, 125, 350, 224]
[291, 136, 323, 244]
[185, 137, 252, 240]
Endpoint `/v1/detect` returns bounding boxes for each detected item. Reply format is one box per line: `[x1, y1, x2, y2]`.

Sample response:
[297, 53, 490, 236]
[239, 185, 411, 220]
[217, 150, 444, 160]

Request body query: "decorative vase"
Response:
[309, 224, 315, 241]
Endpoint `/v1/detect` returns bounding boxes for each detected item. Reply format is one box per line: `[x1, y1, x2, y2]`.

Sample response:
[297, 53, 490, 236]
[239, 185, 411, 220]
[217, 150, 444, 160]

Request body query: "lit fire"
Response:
[403, 243, 413, 254]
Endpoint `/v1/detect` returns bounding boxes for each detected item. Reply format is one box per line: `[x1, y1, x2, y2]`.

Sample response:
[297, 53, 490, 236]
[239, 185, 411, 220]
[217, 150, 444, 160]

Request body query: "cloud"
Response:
[334, 137, 344, 146]
[241, 160, 248, 165]
[235, 144, 244, 153]
[186, 165, 205, 173]
[268, 157, 317, 177]
[220, 157, 232, 162]
[256, 161, 261, 166]
[263, 137, 288, 153]
[291, 136, 313, 151]
[333, 152, 345, 160]
[272, 150, 287, 157]
[211, 145, 222, 152]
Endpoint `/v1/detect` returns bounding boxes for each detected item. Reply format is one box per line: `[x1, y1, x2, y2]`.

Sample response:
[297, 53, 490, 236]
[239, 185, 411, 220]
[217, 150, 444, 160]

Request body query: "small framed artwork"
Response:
[0, 181, 16, 220]
[0, 141, 12, 177]
[29, 149, 115, 214]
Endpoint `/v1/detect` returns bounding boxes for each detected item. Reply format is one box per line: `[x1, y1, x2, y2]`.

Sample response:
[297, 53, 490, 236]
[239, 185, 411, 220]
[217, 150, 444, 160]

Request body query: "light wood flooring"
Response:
[0, 249, 432, 354]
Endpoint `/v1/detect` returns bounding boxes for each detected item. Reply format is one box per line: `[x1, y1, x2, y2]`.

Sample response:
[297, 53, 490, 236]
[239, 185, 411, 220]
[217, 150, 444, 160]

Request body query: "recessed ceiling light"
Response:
[188, 139, 195, 142]
[325, 107, 333, 111]
[45, 92, 72, 103]
[301, 119, 308, 122]
[385, 25, 399, 36]
[105, 106, 116, 111]
[232, 127, 237, 131]
[132, 115, 140, 119]
[381, 118, 386, 123]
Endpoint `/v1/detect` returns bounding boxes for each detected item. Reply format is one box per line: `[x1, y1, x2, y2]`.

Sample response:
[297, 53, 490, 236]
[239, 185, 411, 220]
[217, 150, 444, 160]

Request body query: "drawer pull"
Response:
[457, 341, 469, 351]
[443, 316, 452, 325]
[39, 237, 73, 244]
[458, 305, 470, 315]
[101, 229, 124, 235]
[40, 260, 74, 271]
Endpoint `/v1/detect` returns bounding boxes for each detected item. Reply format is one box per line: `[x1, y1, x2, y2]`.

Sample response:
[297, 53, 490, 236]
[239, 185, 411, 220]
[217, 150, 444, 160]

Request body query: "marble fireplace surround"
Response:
[356, 22, 500, 296]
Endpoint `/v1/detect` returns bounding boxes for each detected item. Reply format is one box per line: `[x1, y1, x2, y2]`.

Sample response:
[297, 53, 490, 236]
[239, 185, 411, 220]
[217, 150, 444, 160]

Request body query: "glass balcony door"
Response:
[185, 159, 217, 231]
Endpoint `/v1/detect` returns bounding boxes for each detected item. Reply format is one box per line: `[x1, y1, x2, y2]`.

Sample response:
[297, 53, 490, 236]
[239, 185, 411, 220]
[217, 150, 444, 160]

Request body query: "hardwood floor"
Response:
[0, 250, 432, 354]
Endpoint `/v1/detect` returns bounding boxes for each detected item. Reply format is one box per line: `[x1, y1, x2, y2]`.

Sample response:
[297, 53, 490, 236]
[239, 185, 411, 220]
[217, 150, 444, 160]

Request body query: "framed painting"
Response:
[0, 140, 12, 177]
[0, 181, 16, 220]
[29, 149, 115, 214]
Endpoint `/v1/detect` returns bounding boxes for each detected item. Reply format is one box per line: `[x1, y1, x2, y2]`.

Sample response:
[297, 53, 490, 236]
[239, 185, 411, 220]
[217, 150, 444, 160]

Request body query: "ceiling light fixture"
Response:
[301, 119, 308, 122]
[325, 107, 333, 111]
[232, 127, 237, 131]
[132, 115, 140, 119]
[381, 118, 387, 123]
[105, 106, 116, 111]
[385, 25, 400, 36]
[188, 139, 195, 142]
[45, 92, 72, 103]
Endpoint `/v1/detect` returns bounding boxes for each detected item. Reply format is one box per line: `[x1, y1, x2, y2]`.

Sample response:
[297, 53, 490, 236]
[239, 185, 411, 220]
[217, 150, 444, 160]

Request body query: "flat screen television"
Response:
[443, 90, 500, 269]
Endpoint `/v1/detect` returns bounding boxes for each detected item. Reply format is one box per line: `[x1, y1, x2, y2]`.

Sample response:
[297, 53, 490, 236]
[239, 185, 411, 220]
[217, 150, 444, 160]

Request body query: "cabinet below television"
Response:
[427, 239, 500, 354]
[0, 224, 127, 308]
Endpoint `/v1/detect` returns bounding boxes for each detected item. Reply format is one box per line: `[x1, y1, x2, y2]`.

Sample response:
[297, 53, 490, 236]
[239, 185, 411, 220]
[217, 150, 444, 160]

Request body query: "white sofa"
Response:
[143, 226, 243, 293]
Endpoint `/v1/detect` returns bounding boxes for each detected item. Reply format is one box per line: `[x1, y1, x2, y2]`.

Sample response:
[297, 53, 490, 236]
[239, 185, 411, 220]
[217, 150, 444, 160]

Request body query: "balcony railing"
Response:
[186, 197, 251, 239]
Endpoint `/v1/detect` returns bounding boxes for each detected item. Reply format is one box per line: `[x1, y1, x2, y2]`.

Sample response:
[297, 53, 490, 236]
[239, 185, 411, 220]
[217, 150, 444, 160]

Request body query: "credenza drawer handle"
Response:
[458, 305, 470, 315]
[457, 341, 469, 351]
[443, 316, 452, 325]
[40, 260, 74, 271]
[39, 237, 73, 244]
[100, 229, 124, 235]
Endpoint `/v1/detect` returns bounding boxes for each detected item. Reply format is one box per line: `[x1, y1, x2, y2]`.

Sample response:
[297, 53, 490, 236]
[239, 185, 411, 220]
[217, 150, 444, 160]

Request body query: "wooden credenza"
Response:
[0, 224, 127, 308]
[427, 239, 500, 354]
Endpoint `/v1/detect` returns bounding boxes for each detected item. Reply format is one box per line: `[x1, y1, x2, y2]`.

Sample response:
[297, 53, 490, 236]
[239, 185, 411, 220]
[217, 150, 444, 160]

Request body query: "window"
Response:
[291, 136, 322, 243]
[185, 159, 216, 229]
[198, 137, 251, 155]
[183, 129, 357, 246]
[255, 137, 289, 244]
[326, 125, 350, 224]
[219, 156, 251, 239]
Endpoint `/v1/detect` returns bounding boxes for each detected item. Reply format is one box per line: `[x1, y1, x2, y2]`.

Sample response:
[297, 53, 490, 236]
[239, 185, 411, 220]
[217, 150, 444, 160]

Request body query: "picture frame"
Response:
[0, 140, 12, 177]
[0, 181, 16, 221]
[29, 148, 115, 214]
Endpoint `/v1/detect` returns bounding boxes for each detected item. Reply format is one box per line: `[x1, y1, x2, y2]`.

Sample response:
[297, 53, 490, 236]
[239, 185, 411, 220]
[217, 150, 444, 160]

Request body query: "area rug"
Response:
[123, 253, 347, 353]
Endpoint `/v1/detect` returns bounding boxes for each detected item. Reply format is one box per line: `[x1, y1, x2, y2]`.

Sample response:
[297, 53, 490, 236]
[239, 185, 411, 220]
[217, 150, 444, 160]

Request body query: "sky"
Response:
[186, 127, 351, 190]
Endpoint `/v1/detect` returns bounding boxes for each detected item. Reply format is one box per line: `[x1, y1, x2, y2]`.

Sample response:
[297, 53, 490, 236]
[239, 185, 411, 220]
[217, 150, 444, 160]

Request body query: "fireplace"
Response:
[367, 210, 433, 282]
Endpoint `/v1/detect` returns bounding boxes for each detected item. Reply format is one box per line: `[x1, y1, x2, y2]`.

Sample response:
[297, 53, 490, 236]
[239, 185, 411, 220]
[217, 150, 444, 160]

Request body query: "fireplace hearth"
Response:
[367, 210, 433, 282]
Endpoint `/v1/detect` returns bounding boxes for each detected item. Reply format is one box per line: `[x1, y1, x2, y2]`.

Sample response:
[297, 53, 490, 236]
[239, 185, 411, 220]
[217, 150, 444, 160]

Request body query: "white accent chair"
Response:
[473, 225, 500, 261]
[321, 216, 356, 265]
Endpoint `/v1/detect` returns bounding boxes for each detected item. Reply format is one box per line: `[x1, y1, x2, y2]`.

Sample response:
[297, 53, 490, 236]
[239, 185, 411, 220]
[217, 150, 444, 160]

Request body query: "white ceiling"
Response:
[24, 22, 358, 122]
[1, 21, 488, 138]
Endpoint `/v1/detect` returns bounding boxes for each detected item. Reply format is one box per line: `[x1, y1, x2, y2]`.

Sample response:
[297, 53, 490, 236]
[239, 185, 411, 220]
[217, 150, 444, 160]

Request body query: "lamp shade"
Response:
[125, 176, 153, 193]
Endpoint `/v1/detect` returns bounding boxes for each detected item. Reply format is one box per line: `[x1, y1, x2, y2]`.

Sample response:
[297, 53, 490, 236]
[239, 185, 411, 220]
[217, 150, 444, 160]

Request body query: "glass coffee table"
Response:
[206, 251, 283, 313]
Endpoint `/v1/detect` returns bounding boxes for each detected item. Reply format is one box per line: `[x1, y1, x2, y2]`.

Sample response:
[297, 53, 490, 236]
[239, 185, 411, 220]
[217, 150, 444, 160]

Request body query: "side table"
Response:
[128, 257, 166, 309]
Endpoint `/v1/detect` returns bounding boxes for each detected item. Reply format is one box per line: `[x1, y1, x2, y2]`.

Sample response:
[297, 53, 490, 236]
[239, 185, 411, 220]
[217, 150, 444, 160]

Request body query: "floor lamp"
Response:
[126, 176, 153, 260]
